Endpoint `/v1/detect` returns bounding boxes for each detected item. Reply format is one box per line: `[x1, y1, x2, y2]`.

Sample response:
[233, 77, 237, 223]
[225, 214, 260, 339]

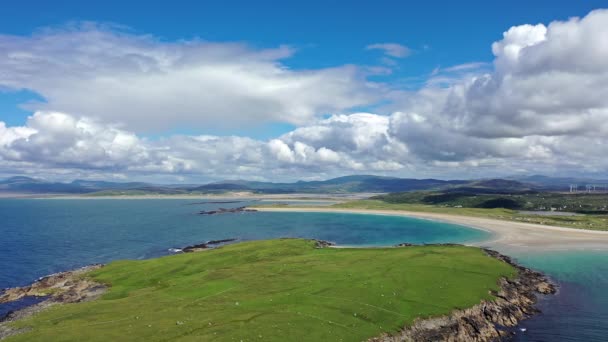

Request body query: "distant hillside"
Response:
[189, 175, 467, 194]
[373, 178, 540, 210]
[1, 174, 601, 196]
[511, 175, 608, 190]
[0, 175, 468, 196]
[0, 176, 89, 194]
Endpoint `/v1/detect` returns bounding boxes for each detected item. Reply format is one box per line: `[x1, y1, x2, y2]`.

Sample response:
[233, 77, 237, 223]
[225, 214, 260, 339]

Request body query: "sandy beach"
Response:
[256, 207, 608, 252]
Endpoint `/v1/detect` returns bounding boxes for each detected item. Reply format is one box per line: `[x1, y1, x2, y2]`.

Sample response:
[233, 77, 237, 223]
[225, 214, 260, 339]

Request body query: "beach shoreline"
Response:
[255, 207, 608, 251]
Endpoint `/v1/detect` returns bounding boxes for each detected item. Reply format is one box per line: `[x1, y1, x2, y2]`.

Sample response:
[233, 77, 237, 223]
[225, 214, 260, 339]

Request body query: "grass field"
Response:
[332, 200, 608, 231]
[6, 239, 515, 341]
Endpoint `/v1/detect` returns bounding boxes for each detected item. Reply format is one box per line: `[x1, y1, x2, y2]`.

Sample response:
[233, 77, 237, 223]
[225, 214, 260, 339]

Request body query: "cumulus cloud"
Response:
[385, 9, 608, 175]
[3, 10, 608, 181]
[0, 23, 383, 132]
[366, 43, 411, 58]
[0, 111, 410, 180]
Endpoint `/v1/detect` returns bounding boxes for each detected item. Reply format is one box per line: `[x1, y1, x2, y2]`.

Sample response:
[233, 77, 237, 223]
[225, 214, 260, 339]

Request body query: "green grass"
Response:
[6, 239, 515, 342]
[376, 190, 608, 213]
[332, 200, 608, 231]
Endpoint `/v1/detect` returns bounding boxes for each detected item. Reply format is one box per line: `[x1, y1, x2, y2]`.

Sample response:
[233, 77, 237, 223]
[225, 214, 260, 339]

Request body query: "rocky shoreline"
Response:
[0, 265, 106, 340]
[180, 238, 238, 252]
[0, 243, 554, 341]
[370, 245, 556, 342]
[198, 206, 257, 215]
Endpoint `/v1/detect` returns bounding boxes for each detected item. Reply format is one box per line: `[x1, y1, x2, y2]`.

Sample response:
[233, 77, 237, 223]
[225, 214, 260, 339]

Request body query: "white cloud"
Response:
[4, 10, 608, 181]
[384, 9, 608, 175]
[0, 111, 409, 180]
[0, 24, 383, 132]
[366, 43, 411, 58]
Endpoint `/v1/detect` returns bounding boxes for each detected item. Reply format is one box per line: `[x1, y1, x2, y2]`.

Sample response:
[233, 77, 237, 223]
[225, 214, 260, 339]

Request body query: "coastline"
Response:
[255, 207, 608, 251]
[372, 247, 555, 341]
[0, 242, 554, 342]
[0, 265, 106, 340]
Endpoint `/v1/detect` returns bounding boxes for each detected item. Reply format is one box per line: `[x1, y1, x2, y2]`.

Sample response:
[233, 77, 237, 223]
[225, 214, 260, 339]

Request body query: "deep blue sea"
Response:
[1, 199, 606, 341]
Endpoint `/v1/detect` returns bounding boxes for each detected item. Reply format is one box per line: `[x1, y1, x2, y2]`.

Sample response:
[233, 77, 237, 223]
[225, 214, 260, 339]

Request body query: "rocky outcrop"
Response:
[182, 238, 238, 252]
[0, 265, 106, 305]
[371, 247, 556, 342]
[198, 207, 257, 215]
[314, 239, 335, 248]
[186, 201, 245, 205]
[1, 265, 106, 340]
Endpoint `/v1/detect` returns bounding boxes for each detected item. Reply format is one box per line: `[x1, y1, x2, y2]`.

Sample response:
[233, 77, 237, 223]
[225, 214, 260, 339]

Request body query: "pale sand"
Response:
[256, 207, 608, 252]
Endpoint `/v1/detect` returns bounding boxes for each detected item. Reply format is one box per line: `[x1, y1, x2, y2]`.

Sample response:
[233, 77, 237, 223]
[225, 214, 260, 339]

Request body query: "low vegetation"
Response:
[333, 200, 608, 231]
[375, 190, 608, 214]
[5, 239, 515, 341]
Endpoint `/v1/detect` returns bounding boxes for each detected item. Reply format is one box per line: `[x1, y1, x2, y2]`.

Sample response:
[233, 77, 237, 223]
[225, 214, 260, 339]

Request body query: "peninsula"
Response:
[0, 239, 553, 341]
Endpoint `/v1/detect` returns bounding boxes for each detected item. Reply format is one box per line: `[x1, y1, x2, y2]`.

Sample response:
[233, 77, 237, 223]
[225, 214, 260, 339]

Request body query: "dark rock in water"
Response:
[395, 243, 414, 247]
[207, 238, 238, 245]
[314, 240, 335, 248]
[198, 207, 257, 215]
[182, 238, 238, 253]
[185, 201, 245, 205]
[370, 248, 556, 342]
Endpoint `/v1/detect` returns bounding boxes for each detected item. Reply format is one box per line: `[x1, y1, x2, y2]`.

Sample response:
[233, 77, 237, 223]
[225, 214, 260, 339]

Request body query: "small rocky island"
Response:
[198, 207, 257, 215]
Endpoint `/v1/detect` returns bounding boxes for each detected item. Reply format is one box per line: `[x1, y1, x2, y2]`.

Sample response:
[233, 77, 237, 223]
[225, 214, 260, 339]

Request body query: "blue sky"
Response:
[1, 2, 608, 181]
[1, 0, 604, 130]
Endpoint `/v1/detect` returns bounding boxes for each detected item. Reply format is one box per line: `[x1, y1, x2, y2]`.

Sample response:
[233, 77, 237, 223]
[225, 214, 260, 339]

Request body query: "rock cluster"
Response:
[198, 207, 257, 215]
[314, 240, 336, 248]
[1, 265, 106, 340]
[0, 265, 106, 305]
[182, 238, 238, 252]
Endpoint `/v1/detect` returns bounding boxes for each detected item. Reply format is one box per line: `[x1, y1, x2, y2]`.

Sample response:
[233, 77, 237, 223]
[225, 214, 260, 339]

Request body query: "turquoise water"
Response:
[512, 251, 608, 341]
[1, 199, 606, 341]
[0, 199, 488, 289]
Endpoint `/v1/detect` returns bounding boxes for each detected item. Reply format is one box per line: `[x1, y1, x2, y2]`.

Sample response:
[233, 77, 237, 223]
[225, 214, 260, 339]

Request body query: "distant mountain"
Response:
[3, 174, 602, 196]
[511, 175, 608, 190]
[190, 175, 467, 194]
[70, 179, 151, 190]
[439, 179, 537, 195]
[0, 176, 90, 194]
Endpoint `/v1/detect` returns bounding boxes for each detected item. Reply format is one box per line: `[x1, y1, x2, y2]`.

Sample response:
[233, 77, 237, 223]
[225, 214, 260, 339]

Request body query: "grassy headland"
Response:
[4, 239, 515, 341]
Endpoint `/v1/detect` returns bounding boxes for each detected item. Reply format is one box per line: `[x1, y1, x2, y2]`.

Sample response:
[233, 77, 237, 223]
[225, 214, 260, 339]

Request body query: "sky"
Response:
[1, 0, 608, 183]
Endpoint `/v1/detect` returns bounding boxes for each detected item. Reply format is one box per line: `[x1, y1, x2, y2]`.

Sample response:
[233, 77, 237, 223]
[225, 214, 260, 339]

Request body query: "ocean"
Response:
[1, 199, 606, 341]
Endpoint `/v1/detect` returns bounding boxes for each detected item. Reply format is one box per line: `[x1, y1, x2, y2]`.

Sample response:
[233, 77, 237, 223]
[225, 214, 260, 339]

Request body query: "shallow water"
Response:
[511, 251, 608, 341]
[0, 199, 488, 289]
[1, 199, 606, 340]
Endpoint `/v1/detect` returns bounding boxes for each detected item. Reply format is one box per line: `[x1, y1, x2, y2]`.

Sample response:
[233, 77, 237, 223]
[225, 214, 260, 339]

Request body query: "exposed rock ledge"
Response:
[198, 207, 257, 215]
[370, 245, 556, 342]
[0, 265, 106, 340]
[180, 238, 238, 252]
